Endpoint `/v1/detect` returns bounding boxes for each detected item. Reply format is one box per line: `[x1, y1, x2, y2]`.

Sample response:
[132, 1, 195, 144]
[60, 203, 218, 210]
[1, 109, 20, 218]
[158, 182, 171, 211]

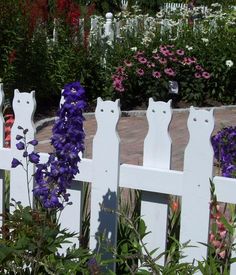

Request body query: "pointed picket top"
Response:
[90, 98, 121, 272]
[10, 89, 37, 208]
[180, 107, 215, 265]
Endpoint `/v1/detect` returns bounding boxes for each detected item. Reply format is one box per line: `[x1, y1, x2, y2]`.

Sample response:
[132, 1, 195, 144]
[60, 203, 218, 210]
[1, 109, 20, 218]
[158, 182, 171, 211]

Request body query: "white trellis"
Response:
[0, 86, 236, 273]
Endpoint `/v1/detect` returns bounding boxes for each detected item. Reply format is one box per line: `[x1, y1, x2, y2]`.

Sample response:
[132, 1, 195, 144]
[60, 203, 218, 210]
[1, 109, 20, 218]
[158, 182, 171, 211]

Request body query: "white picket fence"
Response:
[0, 85, 236, 273]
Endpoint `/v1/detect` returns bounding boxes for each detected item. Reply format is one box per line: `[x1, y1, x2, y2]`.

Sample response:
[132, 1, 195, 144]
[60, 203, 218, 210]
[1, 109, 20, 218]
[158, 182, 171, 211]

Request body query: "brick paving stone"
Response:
[36, 107, 236, 173]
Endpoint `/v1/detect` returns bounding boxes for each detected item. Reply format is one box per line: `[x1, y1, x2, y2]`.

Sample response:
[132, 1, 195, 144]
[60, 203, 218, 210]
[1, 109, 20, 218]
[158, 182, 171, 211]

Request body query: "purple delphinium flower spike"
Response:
[33, 81, 86, 209]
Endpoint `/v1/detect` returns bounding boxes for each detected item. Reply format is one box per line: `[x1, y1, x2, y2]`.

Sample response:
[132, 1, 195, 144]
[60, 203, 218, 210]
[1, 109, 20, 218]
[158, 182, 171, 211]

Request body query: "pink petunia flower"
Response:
[152, 71, 161, 78]
[164, 68, 176, 77]
[152, 53, 160, 60]
[202, 71, 211, 79]
[159, 45, 167, 52]
[138, 56, 148, 64]
[113, 77, 125, 92]
[176, 49, 185, 56]
[183, 57, 195, 65]
[159, 58, 167, 64]
[124, 60, 133, 67]
[147, 62, 155, 68]
[136, 68, 144, 76]
[134, 50, 144, 59]
[194, 72, 202, 78]
[169, 57, 178, 62]
[116, 66, 125, 74]
[195, 64, 204, 71]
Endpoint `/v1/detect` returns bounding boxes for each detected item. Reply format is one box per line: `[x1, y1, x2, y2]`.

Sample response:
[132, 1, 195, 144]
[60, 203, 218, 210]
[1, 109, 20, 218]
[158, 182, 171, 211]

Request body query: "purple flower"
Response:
[212, 126, 236, 178]
[29, 152, 40, 164]
[28, 140, 38, 146]
[16, 135, 23, 140]
[16, 141, 25, 150]
[11, 158, 22, 168]
[33, 81, 86, 209]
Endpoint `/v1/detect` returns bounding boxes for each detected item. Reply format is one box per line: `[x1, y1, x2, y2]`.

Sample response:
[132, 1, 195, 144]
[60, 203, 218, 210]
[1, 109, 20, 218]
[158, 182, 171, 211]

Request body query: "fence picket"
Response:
[89, 98, 121, 272]
[141, 99, 173, 265]
[180, 107, 214, 267]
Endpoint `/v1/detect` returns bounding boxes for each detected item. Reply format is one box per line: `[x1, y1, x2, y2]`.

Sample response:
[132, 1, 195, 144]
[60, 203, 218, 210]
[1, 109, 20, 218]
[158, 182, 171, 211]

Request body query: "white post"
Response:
[141, 99, 173, 265]
[52, 18, 58, 43]
[180, 107, 214, 266]
[90, 98, 121, 272]
[104, 12, 114, 43]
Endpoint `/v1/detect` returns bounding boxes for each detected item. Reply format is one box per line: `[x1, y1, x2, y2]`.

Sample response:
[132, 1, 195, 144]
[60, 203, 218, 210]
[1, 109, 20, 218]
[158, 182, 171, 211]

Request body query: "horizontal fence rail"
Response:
[0, 85, 236, 273]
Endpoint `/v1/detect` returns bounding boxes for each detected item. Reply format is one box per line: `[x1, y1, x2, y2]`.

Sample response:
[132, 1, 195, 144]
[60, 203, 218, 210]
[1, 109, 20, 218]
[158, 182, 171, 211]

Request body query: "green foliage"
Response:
[0, 200, 94, 274]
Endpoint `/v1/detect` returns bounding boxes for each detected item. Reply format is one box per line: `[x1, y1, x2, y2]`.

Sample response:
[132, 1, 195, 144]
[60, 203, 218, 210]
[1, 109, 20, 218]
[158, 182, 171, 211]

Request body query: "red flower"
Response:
[56, 0, 71, 14]
[5, 114, 14, 148]
[67, 3, 80, 27]
[8, 50, 16, 64]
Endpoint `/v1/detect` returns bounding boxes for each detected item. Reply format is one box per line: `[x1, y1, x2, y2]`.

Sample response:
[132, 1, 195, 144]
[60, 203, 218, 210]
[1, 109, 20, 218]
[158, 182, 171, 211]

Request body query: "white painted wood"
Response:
[180, 107, 214, 266]
[120, 164, 183, 196]
[58, 180, 83, 252]
[141, 99, 173, 265]
[0, 148, 12, 170]
[10, 90, 36, 208]
[0, 83, 5, 227]
[90, 98, 121, 272]
[104, 12, 114, 42]
[213, 176, 236, 204]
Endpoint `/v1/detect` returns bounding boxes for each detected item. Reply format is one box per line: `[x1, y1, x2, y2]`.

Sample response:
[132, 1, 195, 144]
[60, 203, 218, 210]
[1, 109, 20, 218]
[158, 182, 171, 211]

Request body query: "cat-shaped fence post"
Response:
[90, 98, 121, 272]
[0, 83, 5, 225]
[141, 98, 173, 265]
[180, 107, 214, 265]
[10, 89, 36, 207]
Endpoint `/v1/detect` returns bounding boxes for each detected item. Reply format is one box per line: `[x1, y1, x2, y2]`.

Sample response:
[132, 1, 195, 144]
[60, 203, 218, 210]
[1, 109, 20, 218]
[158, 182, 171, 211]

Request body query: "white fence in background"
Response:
[0, 85, 236, 273]
[52, 3, 214, 45]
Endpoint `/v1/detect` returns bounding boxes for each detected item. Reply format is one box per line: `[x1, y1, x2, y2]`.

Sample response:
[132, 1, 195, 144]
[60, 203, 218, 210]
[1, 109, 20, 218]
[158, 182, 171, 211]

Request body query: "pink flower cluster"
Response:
[209, 202, 231, 259]
[112, 44, 211, 93]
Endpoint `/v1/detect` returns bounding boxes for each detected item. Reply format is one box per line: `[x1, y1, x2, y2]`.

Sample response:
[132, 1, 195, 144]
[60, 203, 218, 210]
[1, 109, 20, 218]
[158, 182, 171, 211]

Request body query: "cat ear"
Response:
[115, 99, 120, 106]
[209, 108, 214, 116]
[30, 90, 35, 97]
[167, 99, 172, 106]
[149, 98, 154, 105]
[14, 89, 20, 96]
[190, 106, 195, 113]
[97, 97, 103, 104]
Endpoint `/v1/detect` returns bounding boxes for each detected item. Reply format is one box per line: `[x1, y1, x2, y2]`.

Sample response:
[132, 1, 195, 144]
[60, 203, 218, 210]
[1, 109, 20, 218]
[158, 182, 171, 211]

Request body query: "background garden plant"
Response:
[0, 1, 235, 113]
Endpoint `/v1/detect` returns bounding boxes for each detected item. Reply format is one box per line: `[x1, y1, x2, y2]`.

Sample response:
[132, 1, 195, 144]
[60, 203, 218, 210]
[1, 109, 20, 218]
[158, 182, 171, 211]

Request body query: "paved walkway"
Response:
[36, 106, 236, 172]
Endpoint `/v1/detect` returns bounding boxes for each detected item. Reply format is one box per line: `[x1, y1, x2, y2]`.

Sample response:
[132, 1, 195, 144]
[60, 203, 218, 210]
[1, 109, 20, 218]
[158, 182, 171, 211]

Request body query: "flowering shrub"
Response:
[112, 44, 211, 108]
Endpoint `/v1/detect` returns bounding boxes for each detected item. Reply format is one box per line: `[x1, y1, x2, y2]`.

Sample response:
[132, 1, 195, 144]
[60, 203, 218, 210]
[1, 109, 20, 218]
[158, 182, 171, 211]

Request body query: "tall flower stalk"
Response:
[11, 127, 40, 207]
[33, 81, 86, 209]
